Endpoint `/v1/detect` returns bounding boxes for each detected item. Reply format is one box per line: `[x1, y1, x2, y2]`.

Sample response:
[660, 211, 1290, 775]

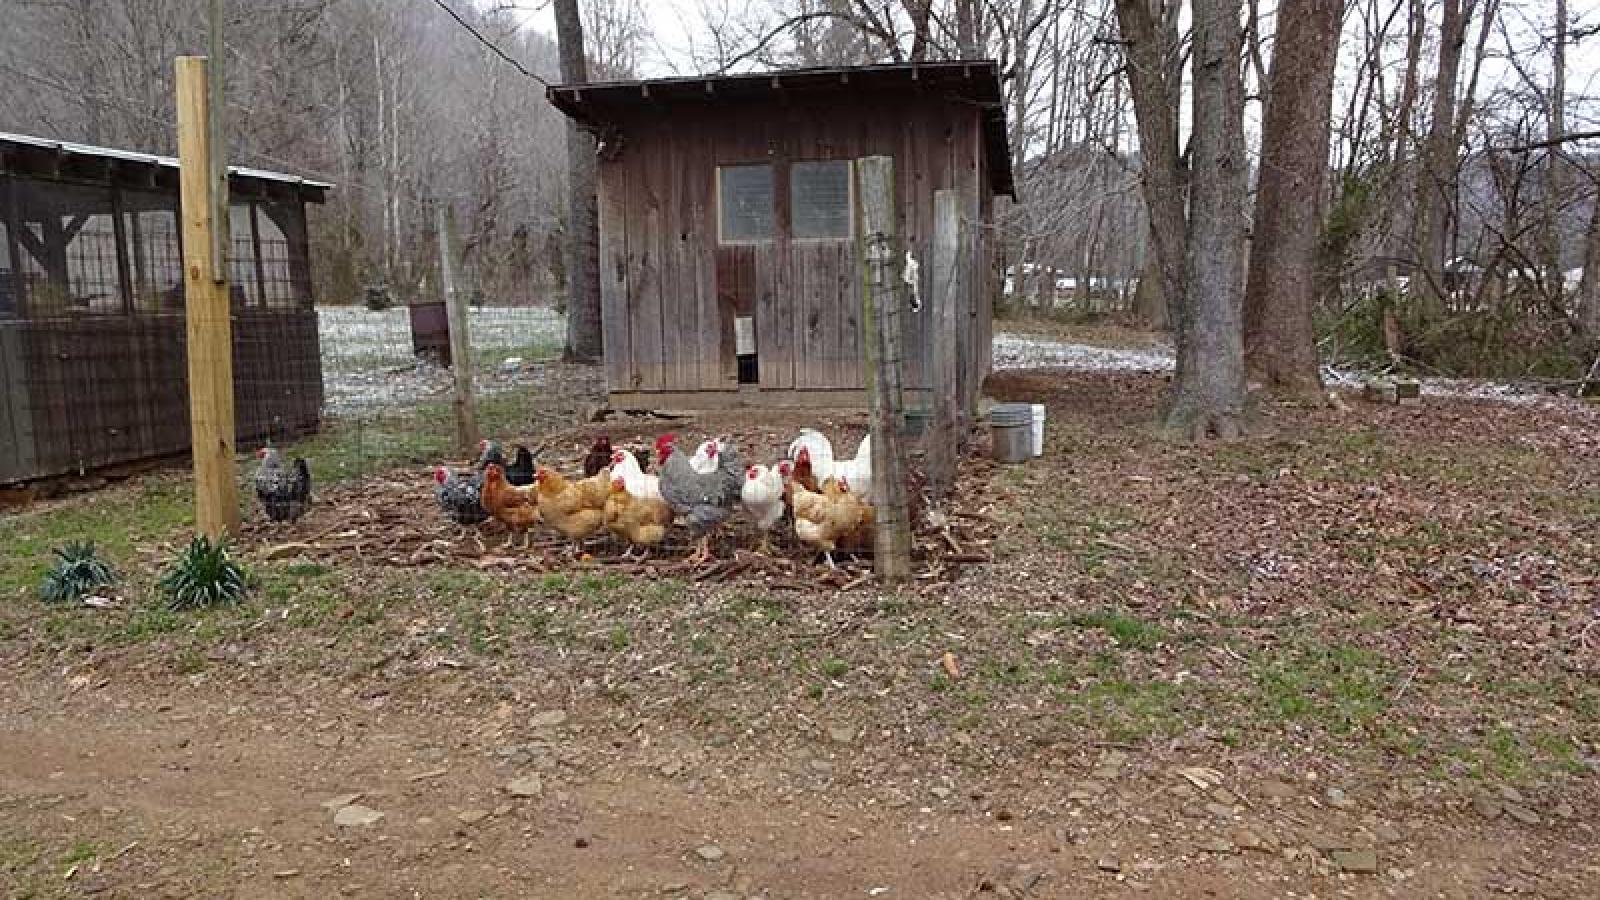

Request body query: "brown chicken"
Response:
[480, 463, 541, 549]
[604, 476, 673, 559]
[789, 476, 873, 568]
[535, 465, 610, 547]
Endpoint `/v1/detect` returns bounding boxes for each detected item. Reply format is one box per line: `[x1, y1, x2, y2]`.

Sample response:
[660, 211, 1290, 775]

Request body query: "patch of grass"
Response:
[172, 647, 208, 675]
[60, 840, 98, 867]
[1065, 678, 1189, 743]
[1068, 609, 1164, 650]
[819, 657, 850, 678]
[0, 478, 191, 598]
[1252, 642, 1390, 733]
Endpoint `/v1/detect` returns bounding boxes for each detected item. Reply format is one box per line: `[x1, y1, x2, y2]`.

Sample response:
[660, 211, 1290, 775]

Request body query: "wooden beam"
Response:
[176, 55, 240, 539]
[438, 203, 480, 454]
[855, 155, 912, 581]
[928, 189, 960, 503]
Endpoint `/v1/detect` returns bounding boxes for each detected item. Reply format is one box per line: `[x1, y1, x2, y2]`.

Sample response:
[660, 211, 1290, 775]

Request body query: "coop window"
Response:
[790, 160, 852, 240]
[717, 164, 774, 243]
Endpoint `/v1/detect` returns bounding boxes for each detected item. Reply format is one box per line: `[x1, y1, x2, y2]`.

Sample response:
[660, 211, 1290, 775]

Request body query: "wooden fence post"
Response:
[438, 203, 480, 454]
[928, 189, 961, 504]
[176, 55, 240, 540]
[856, 155, 913, 580]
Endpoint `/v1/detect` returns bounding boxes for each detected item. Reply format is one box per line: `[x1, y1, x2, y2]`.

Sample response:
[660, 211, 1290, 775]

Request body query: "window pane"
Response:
[718, 164, 773, 242]
[791, 161, 851, 239]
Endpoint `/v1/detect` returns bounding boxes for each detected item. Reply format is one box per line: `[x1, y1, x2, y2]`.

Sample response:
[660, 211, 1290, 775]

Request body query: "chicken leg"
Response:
[685, 533, 712, 567]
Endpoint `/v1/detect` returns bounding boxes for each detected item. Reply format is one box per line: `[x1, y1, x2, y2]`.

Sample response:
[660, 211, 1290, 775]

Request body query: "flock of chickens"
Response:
[250, 426, 879, 567]
[428, 430, 876, 566]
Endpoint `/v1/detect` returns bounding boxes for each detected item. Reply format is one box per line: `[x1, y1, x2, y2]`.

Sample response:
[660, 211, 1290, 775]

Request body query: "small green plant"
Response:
[37, 541, 116, 604]
[159, 537, 249, 610]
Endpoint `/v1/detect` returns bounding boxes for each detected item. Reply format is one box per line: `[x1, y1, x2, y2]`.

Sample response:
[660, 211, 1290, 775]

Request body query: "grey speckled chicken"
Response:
[658, 436, 742, 565]
[254, 447, 311, 524]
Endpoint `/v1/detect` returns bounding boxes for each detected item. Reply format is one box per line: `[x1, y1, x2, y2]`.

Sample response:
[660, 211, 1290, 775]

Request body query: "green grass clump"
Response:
[37, 541, 116, 604]
[159, 537, 249, 610]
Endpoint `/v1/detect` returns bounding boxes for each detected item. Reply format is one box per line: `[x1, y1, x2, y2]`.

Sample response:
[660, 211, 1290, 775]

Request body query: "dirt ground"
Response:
[3, 360, 1598, 899]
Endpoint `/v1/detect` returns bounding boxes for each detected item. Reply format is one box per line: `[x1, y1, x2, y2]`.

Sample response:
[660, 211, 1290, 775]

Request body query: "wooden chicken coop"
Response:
[548, 61, 1014, 413]
[0, 131, 329, 485]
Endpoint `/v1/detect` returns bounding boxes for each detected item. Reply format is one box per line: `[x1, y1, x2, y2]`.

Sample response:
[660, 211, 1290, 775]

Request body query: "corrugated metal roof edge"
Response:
[0, 130, 334, 191]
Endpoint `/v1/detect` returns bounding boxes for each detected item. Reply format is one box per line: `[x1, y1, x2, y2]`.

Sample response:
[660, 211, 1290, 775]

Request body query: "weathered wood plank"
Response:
[597, 151, 633, 392]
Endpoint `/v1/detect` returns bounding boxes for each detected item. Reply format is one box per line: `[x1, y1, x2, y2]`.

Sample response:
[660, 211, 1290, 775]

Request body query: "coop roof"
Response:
[0, 130, 332, 200]
[548, 61, 1014, 197]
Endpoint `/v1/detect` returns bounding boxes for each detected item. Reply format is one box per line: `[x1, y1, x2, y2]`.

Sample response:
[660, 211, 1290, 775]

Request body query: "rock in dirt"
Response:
[320, 792, 364, 810]
[530, 710, 569, 728]
[1325, 787, 1356, 810]
[332, 805, 384, 827]
[506, 776, 544, 798]
[1095, 857, 1121, 874]
[1257, 780, 1297, 800]
[1551, 802, 1576, 820]
[456, 809, 491, 825]
[263, 542, 315, 561]
[827, 726, 856, 744]
[1504, 804, 1541, 826]
[1233, 829, 1265, 852]
[1306, 832, 1352, 852]
[1331, 849, 1379, 874]
[1473, 797, 1503, 820]
[695, 844, 726, 862]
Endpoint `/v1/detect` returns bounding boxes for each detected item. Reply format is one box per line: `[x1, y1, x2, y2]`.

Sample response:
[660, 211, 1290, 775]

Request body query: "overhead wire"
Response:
[422, 0, 553, 89]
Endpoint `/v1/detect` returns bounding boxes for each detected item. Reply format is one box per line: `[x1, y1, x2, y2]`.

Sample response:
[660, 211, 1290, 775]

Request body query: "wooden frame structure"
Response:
[548, 62, 1013, 412]
[0, 131, 330, 485]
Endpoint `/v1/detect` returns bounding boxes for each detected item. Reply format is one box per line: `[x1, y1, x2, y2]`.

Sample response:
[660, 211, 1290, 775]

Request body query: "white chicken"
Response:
[787, 428, 872, 497]
[609, 448, 661, 500]
[740, 462, 790, 552]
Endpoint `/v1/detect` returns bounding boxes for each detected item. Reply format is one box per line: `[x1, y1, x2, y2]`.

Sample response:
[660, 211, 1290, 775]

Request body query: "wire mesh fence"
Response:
[0, 165, 576, 486]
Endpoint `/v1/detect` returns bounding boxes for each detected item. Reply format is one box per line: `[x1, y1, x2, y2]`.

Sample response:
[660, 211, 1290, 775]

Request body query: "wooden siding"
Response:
[0, 309, 321, 484]
[594, 95, 994, 408]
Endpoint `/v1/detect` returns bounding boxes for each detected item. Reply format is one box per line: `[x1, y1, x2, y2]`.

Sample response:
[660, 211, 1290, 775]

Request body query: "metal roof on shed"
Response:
[0, 130, 333, 193]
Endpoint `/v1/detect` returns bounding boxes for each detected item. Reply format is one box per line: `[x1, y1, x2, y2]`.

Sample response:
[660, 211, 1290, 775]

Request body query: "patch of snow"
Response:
[992, 332, 1174, 373]
[317, 306, 564, 417]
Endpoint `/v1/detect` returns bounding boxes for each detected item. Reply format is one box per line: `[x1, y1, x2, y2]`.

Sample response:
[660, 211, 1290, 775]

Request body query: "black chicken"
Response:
[582, 436, 616, 478]
[254, 447, 311, 524]
[479, 439, 536, 486]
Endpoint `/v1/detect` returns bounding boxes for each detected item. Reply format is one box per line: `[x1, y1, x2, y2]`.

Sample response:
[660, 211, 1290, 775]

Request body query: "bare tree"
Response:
[1242, 0, 1343, 401]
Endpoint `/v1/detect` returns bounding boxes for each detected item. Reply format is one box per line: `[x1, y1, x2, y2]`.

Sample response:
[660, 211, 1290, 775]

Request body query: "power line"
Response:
[424, 0, 552, 88]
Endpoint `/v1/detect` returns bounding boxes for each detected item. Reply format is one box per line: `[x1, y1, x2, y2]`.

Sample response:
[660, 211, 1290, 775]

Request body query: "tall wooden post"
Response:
[928, 190, 961, 504]
[856, 156, 912, 580]
[438, 203, 480, 454]
[176, 56, 240, 539]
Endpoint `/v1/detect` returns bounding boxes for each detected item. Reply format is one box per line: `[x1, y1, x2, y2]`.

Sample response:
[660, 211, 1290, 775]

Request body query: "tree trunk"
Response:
[1130, 251, 1169, 329]
[555, 0, 603, 363]
[1578, 192, 1600, 335]
[1538, 0, 1568, 294]
[1242, 0, 1341, 402]
[1410, 0, 1469, 312]
[1114, 0, 1187, 331]
[1168, 0, 1248, 439]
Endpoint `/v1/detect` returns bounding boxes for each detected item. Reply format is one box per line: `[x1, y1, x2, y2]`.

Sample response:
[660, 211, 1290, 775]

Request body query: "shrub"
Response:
[159, 537, 249, 610]
[38, 541, 116, 604]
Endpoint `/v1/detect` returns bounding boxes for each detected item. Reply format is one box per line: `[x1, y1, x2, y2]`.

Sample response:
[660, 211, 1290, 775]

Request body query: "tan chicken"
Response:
[534, 465, 610, 548]
[789, 476, 873, 568]
[604, 476, 673, 559]
[480, 463, 541, 549]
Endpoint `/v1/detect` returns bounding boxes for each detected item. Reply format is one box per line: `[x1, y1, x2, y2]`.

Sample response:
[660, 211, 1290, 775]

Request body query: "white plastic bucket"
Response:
[1030, 404, 1046, 457]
